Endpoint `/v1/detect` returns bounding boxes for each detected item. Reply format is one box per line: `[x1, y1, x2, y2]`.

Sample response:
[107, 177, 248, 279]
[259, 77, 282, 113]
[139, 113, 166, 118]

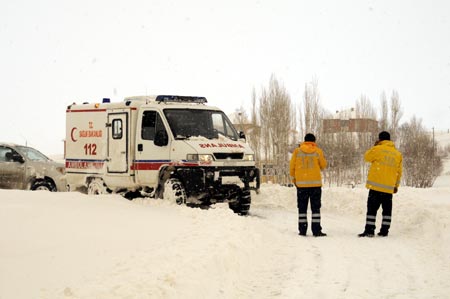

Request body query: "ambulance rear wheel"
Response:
[87, 178, 108, 195]
[163, 178, 186, 205]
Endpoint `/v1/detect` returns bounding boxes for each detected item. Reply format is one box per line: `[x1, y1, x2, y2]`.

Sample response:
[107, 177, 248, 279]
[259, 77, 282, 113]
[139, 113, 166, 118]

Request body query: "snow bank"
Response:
[1, 183, 449, 299]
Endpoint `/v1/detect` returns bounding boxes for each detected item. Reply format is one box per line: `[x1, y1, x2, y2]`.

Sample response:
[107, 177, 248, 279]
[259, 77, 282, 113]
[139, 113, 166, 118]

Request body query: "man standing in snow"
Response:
[359, 131, 403, 237]
[290, 133, 327, 237]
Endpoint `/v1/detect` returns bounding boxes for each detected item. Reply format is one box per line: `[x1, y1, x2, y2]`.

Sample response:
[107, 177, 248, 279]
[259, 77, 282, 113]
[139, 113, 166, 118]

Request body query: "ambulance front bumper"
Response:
[173, 166, 260, 201]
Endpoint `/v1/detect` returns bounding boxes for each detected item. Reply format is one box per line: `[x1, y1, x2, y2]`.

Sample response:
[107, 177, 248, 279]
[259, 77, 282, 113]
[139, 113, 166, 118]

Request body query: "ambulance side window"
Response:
[112, 119, 122, 139]
[141, 111, 165, 140]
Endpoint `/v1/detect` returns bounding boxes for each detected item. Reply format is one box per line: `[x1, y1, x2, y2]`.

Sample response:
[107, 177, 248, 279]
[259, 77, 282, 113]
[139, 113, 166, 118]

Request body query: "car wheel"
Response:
[31, 180, 56, 192]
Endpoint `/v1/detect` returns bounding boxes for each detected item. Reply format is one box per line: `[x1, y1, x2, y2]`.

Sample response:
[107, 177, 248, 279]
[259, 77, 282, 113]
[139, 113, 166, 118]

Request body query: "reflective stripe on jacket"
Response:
[365, 140, 403, 194]
[289, 141, 327, 188]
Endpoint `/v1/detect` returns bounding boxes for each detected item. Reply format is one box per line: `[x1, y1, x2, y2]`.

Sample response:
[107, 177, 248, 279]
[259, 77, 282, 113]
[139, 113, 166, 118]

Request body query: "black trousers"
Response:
[364, 189, 393, 234]
[297, 187, 322, 234]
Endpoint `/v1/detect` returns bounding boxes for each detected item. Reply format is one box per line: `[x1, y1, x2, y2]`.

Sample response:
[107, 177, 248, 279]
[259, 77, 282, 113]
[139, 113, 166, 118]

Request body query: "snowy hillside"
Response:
[0, 132, 449, 299]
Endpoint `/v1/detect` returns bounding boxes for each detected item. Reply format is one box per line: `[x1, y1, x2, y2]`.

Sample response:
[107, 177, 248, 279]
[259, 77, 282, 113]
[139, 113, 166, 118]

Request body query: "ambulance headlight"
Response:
[243, 154, 255, 161]
[186, 154, 214, 162]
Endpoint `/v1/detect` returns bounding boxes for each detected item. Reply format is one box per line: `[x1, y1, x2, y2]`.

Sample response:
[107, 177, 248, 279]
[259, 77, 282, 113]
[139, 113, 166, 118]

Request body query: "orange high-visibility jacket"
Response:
[365, 140, 403, 194]
[290, 141, 327, 188]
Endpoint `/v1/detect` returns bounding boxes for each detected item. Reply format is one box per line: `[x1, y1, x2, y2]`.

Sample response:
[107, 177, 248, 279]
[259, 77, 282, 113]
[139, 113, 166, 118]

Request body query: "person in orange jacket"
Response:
[359, 131, 403, 237]
[290, 133, 327, 237]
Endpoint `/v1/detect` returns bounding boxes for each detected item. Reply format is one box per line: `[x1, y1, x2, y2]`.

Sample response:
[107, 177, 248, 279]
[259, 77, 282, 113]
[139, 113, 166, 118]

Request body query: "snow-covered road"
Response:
[1, 184, 449, 299]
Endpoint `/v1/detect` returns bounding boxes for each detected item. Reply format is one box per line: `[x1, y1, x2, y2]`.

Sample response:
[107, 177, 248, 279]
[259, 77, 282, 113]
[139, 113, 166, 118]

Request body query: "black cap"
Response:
[379, 131, 390, 141]
[304, 133, 316, 142]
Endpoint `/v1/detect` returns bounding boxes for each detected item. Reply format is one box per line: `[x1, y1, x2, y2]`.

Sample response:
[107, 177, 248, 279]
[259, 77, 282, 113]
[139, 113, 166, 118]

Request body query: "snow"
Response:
[1, 133, 449, 299]
[1, 187, 449, 299]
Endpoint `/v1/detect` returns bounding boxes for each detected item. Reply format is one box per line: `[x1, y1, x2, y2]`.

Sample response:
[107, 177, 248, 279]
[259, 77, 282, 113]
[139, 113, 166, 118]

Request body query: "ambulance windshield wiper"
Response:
[175, 134, 191, 140]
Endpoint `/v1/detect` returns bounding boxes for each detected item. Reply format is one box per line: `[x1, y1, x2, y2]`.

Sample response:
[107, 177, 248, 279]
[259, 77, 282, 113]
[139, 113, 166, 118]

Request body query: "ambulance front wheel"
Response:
[87, 178, 108, 195]
[229, 188, 251, 216]
[163, 178, 187, 205]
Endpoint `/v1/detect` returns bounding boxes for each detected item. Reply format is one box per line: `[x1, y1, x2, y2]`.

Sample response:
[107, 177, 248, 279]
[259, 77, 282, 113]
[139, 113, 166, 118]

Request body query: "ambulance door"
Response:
[107, 112, 128, 173]
[135, 110, 171, 186]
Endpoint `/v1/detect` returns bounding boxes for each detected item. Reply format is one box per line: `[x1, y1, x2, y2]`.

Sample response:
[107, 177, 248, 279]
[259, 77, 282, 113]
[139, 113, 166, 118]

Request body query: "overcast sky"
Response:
[1, 0, 449, 154]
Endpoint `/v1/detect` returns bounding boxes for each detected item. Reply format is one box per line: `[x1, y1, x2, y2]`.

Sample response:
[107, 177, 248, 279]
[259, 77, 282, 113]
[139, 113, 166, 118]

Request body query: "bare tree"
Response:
[379, 91, 389, 131]
[289, 98, 299, 151]
[303, 78, 322, 135]
[259, 86, 271, 166]
[390, 90, 403, 140]
[267, 75, 293, 184]
[355, 94, 376, 119]
[249, 88, 261, 163]
[256, 74, 294, 184]
[354, 95, 377, 184]
[320, 130, 361, 187]
[399, 116, 442, 187]
[297, 101, 304, 142]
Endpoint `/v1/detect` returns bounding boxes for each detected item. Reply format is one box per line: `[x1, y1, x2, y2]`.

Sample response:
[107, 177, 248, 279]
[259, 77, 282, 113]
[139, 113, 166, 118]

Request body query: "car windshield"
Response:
[164, 109, 239, 140]
[17, 146, 50, 162]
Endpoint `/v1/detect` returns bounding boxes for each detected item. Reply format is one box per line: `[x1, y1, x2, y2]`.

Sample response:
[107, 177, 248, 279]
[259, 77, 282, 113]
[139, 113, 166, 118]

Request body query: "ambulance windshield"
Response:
[164, 109, 239, 140]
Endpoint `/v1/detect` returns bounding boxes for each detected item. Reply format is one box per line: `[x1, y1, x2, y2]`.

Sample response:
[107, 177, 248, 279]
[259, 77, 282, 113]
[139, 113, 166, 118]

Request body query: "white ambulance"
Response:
[65, 95, 260, 215]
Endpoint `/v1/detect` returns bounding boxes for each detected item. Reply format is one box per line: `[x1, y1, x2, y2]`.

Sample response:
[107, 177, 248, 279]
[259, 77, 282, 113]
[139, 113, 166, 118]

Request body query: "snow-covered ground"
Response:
[1, 132, 449, 299]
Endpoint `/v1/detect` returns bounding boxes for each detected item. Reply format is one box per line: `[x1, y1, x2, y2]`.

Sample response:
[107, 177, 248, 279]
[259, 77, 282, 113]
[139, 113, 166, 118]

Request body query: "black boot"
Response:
[313, 232, 327, 237]
[358, 231, 374, 238]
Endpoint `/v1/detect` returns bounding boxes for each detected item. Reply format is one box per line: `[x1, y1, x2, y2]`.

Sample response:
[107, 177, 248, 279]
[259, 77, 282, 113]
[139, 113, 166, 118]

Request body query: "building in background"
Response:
[323, 108, 378, 134]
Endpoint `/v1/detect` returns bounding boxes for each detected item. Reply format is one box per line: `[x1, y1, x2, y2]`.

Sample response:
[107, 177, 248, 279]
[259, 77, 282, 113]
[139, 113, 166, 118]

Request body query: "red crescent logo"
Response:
[71, 127, 78, 142]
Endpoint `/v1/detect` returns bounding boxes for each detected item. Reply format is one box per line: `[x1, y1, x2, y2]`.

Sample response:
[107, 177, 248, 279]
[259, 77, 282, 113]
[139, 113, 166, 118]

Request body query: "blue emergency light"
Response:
[155, 95, 207, 104]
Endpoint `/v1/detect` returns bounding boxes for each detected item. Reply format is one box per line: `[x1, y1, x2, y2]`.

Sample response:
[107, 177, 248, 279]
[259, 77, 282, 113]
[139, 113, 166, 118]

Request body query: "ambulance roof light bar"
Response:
[155, 95, 207, 104]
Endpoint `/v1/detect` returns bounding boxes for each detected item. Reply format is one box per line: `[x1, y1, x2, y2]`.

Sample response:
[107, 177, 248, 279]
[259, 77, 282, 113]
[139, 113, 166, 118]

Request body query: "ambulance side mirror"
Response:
[154, 130, 168, 147]
[239, 131, 246, 141]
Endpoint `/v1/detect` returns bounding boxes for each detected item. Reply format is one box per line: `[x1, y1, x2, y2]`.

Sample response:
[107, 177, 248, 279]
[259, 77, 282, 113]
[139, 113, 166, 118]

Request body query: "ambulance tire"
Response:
[31, 180, 55, 192]
[229, 188, 251, 216]
[87, 178, 108, 195]
[163, 178, 187, 205]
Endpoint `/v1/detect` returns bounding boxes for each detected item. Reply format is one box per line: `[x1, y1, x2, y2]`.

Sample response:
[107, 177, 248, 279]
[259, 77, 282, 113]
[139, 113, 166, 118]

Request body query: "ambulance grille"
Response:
[213, 153, 244, 160]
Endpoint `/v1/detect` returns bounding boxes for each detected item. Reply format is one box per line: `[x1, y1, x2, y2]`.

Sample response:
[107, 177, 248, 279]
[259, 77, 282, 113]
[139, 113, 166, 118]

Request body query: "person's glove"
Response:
[394, 187, 398, 194]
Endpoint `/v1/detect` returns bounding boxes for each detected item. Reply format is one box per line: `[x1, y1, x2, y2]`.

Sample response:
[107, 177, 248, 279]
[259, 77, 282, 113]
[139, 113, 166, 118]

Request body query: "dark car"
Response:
[0, 143, 66, 191]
